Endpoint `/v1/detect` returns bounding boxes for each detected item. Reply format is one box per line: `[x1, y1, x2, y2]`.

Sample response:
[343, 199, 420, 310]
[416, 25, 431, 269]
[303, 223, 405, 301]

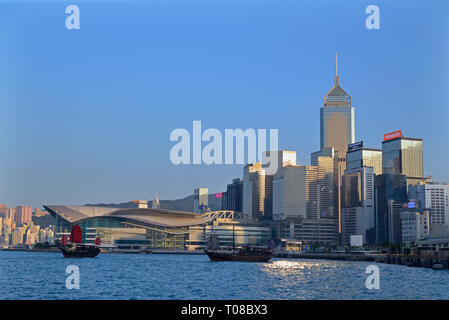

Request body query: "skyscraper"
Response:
[15, 206, 32, 226]
[312, 54, 355, 237]
[0, 204, 7, 218]
[374, 172, 407, 243]
[342, 166, 376, 245]
[272, 157, 338, 245]
[226, 178, 243, 213]
[346, 145, 382, 175]
[320, 53, 355, 160]
[382, 131, 424, 186]
[272, 165, 318, 220]
[242, 163, 271, 220]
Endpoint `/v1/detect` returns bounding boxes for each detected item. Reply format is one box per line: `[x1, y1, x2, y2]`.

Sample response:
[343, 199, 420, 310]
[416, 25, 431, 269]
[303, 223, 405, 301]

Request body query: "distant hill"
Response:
[86, 194, 195, 212]
[32, 214, 56, 227]
[86, 193, 226, 212]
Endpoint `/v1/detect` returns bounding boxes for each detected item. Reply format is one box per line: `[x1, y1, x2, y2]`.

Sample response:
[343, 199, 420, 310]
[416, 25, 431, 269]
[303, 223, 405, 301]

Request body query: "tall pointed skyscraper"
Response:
[311, 53, 356, 237]
[320, 53, 355, 157]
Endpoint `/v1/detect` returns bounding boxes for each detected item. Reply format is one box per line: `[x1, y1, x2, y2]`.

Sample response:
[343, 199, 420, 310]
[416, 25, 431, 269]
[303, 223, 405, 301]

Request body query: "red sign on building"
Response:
[384, 130, 402, 141]
[215, 193, 223, 199]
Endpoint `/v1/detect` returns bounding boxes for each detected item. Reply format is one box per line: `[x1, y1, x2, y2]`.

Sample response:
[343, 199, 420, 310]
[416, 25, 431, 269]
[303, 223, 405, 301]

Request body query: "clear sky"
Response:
[0, 0, 448, 208]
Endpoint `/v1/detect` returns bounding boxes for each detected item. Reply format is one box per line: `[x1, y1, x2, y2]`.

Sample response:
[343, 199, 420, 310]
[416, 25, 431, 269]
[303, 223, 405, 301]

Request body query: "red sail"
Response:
[61, 235, 68, 246]
[95, 237, 101, 246]
[69, 225, 82, 243]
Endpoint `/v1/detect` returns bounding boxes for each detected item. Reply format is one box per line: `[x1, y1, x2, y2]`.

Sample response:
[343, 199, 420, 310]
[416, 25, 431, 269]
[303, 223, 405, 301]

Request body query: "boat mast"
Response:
[232, 225, 235, 255]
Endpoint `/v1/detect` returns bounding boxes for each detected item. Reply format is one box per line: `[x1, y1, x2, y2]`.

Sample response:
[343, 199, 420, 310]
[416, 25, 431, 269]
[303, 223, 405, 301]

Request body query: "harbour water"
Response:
[1, 251, 448, 300]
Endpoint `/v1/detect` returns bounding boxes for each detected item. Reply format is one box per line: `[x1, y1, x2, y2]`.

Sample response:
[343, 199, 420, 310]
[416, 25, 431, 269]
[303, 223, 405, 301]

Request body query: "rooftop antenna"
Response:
[335, 52, 339, 85]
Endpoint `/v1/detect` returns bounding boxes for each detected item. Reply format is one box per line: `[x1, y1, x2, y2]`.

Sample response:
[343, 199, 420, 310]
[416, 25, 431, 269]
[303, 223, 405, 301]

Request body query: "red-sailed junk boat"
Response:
[59, 225, 101, 258]
[205, 226, 273, 262]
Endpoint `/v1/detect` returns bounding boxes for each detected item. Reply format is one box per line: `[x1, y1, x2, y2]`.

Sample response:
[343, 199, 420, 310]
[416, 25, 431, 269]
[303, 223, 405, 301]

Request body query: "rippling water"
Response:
[1, 251, 448, 299]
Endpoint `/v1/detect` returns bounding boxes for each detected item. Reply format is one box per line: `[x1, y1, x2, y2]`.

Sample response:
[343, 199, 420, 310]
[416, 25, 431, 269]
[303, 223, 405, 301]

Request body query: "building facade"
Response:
[320, 56, 355, 160]
[193, 188, 209, 213]
[262, 150, 297, 173]
[374, 173, 407, 243]
[346, 147, 382, 175]
[342, 166, 375, 245]
[242, 162, 272, 220]
[382, 134, 424, 186]
[409, 182, 449, 225]
[401, 207, 430, 244]
[15, 206, 32, 226]
[45, 205, 269, 251]
[272, 158, 338, 245]
[226, 178, 243, 213]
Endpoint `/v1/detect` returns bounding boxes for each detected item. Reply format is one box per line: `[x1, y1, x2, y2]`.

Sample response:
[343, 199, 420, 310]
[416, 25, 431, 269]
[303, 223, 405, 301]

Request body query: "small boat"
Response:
[140, 249, 153, 254]
[432, 263, 444, 270]
[59, 225, 100, 258]
[205, 226, 273, 262]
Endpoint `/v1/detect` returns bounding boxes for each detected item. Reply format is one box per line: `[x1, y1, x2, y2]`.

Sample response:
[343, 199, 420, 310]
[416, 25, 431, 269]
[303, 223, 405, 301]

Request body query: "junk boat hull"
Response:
[60, 245, 100, 258]
[205, 247, 273, 262]
[205, 250, 272, 262]
[205, 226, 273, 262]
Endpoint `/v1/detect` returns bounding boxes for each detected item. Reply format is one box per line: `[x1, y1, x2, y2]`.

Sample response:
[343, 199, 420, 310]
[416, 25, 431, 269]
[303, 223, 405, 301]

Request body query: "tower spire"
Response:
[334, 52, 339, 85]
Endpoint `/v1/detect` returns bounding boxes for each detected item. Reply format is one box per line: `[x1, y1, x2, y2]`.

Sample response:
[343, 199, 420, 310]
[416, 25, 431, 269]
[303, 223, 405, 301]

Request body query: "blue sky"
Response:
[0, 0, 448, 208]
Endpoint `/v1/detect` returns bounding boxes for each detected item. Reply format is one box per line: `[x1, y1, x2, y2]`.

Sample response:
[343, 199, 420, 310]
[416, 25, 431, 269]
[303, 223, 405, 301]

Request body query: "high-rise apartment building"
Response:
[0, 204, 7, 218]
[382, 131, 424, 186]
[12, 228, 24, 245]
[15, 206, 32, 226]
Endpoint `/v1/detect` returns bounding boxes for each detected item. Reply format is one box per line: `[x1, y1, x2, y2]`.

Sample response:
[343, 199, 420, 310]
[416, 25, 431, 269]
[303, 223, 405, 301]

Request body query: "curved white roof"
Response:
[44, 205, 214, 228]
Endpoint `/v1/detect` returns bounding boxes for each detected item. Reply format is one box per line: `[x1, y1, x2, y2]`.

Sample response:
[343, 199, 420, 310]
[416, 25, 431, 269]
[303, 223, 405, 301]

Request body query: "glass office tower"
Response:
[320, 72, 355, 160]
[374, 173, 407, 243]
[346, 148, 382, 175]
[316, 54, 355, 235]
[382, 136, 424, 186]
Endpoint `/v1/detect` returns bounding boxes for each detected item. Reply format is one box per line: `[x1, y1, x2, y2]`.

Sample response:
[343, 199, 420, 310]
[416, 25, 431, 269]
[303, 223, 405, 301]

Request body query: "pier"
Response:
[274, 251, 449, 270]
